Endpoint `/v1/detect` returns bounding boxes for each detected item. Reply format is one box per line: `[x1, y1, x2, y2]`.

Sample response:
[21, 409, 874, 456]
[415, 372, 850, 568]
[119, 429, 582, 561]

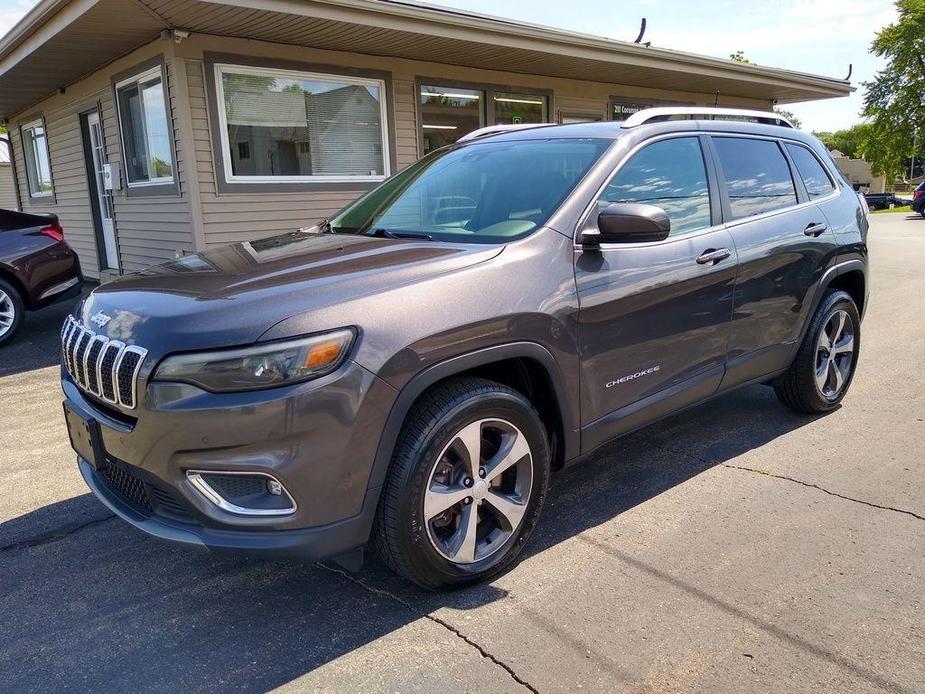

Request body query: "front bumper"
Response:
[78, 457, 379, 560]
[63, 359, 397, 560]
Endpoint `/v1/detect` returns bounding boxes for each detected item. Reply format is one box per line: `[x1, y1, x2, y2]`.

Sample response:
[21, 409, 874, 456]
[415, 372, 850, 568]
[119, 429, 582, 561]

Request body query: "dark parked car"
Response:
[0, 209, 82, 345]
[60, 108, 868, 588]
[912, 181, 925, 217]
[863, 192, 911, 211]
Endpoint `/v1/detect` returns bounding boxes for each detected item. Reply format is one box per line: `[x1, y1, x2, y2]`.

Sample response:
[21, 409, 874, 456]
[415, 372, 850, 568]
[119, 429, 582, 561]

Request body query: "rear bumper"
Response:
[78, 456, 379, 560]
[33, 276, 82, 309]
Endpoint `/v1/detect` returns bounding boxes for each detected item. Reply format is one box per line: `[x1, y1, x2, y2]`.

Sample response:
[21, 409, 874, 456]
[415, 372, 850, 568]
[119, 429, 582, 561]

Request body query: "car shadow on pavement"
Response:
[0, 286, 89, 378]
[0, 385, 840, 693]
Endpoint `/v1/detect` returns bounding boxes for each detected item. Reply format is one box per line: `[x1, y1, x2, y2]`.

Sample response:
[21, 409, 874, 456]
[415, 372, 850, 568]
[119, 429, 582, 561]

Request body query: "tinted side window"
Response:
[785, 143, 835, 199]
[599, 137, 711, 236]
[713, 137, 797, 219]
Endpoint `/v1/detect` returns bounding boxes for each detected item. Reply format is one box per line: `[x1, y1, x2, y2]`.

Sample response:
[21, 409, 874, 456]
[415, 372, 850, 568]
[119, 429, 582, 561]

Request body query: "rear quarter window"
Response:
[712, 137, 797, 220]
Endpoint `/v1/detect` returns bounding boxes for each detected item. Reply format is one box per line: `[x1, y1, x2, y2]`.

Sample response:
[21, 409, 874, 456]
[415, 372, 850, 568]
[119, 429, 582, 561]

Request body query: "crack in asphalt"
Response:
[0, 514, 116, 554]
[318, 563, 539, 693]
[722, 464, 925, 523]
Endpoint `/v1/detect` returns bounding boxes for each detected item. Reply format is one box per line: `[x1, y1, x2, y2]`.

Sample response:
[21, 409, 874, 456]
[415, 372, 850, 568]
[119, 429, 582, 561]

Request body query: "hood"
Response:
[79, 232, 503, 352]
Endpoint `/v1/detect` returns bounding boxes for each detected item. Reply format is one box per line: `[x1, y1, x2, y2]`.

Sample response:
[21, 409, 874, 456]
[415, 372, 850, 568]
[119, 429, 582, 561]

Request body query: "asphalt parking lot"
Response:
[1, 213, 923, 693]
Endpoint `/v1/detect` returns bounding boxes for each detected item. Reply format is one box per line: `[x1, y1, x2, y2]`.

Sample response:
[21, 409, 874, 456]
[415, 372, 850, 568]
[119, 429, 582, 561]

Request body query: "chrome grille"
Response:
[61, 316, 147, 409]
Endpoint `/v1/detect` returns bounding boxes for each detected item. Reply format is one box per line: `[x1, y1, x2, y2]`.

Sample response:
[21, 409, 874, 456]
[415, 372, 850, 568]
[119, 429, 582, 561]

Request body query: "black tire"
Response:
[374, 377, 550, 590]
[0, 278, 24, 347]
[775, 289, 860, 414]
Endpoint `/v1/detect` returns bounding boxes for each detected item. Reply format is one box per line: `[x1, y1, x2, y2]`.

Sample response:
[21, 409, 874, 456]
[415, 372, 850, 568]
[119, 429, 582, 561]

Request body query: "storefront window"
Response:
[492, 92, 547, 126]
[216, 64, 389, 182]
[420, 85, 482, 154]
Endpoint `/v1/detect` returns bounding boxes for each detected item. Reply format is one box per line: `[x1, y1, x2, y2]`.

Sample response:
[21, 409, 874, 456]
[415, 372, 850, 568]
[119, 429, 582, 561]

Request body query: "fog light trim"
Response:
[186, 470, 297, 517]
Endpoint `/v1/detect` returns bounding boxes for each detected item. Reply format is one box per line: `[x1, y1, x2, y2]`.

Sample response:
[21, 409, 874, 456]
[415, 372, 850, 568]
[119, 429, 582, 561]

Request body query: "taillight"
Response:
[40, 224, 64, 242]
[914, 189, 924, 201]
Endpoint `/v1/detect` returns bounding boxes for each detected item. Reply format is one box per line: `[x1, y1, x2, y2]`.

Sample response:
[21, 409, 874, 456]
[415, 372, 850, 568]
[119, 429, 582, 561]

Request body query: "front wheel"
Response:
[775, 289, 860, 414]
[0, 279, 24, 346]
[374, 377, 550, 589]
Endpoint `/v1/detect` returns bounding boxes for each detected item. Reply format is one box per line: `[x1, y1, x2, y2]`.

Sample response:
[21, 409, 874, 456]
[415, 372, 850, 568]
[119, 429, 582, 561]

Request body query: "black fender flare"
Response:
[795, 259, 867, 348]
[365, 341, 579, 494]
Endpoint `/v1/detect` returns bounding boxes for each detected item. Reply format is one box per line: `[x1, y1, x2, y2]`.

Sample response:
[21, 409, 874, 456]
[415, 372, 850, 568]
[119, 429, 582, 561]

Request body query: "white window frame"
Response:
[114, 66, 175, 188]
[214, 63, 391, 184]
[21, 118, 53, 198]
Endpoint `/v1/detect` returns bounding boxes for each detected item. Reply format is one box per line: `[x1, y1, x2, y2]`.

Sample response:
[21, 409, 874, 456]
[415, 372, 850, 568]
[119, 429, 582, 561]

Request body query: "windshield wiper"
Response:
[366, 228, 434, 240]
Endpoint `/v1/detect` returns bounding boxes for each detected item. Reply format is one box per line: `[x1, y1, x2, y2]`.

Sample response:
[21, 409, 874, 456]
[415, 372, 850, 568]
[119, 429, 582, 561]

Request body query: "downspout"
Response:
[0, 135, 22, 211]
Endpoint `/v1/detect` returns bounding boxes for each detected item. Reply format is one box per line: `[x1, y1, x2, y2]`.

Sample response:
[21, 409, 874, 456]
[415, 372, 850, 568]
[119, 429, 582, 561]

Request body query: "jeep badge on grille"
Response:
[90, 310, 112, 328]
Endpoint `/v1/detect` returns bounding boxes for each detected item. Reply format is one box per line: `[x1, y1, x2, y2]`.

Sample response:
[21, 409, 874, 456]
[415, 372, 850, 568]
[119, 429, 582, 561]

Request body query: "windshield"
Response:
[329, 138, 611, 243]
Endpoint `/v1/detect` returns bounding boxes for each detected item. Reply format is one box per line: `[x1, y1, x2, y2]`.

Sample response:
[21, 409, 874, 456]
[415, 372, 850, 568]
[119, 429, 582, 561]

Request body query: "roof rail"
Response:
[456, 122, 559, 143]
[622, 107, 794, 129]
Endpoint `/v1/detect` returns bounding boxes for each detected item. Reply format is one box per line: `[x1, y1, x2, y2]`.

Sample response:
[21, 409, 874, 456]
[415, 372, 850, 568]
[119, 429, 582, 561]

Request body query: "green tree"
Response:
[813, 123, 871, 159]
[861, 0, 925, 180]
[729, 50, 751, 64]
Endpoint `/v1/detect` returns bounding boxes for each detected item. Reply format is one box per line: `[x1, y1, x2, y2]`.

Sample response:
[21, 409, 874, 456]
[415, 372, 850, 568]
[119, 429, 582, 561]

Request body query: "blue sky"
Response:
[0, 0, 896, 132]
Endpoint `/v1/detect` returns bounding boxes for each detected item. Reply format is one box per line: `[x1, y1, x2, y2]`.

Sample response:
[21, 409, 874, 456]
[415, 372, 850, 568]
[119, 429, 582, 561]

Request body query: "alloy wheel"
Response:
[423, 418, 533, 565]
[0, 289, 15, 338]
[815, 309, 855, 399]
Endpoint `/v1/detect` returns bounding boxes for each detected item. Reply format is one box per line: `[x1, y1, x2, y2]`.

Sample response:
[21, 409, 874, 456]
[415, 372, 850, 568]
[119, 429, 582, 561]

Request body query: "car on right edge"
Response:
[59, 107, 869, 589]
[912, 180, 925, 217]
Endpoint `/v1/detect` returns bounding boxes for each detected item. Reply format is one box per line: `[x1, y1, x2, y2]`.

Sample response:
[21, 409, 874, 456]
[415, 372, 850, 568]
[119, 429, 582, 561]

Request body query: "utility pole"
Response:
[912, 131, 918, 181]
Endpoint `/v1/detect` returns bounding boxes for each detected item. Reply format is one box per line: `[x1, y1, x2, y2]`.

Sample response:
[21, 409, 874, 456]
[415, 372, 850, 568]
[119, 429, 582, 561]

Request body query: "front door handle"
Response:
[804, 222, 829, 237]
[696, 247, 732, 265]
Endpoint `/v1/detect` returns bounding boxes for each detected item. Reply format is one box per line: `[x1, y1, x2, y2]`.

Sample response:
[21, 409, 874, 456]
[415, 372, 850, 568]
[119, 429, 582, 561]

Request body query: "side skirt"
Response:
[567, 362, 788, 468]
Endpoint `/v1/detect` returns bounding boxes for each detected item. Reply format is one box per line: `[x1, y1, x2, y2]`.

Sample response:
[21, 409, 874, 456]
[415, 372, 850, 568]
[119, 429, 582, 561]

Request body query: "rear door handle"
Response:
[696, 247, 732, 265]
[804, 222, 828, 237]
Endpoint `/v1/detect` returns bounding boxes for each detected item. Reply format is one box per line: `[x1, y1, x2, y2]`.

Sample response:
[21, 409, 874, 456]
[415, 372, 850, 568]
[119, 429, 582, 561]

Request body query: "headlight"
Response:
[152, 329, 355, 392]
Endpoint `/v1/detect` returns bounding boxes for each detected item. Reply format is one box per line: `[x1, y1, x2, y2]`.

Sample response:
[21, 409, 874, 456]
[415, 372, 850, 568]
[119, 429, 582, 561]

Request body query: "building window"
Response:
[492, 92, 547, 126]
[21, 119, 53, 197]
[420, 86, 482, 153]
[115, 66, 174, 186]
[419, 83, 550, 154]
[215, 64, 390, 182]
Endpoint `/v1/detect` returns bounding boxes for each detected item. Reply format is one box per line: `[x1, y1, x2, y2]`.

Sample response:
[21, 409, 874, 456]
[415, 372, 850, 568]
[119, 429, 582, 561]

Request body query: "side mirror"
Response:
[580, 202, 671, 247]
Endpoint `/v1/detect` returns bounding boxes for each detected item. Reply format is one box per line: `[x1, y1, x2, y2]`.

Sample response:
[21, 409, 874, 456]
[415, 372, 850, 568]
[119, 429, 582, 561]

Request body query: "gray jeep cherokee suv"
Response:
[61, 108, 868, 589]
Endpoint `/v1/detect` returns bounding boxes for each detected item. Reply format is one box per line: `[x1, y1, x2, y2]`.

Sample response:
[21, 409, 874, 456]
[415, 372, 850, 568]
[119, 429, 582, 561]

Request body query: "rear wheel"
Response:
[0, 279, 24, 346]
[775, 289, 860, 414]
[374, 377, 550, 589]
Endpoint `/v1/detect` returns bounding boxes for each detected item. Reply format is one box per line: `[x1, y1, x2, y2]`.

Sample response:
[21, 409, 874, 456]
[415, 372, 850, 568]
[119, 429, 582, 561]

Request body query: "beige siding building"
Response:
[0, 144, 16, 210]
[829, 151, 886, 194]
[0, 0, 851, 280]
